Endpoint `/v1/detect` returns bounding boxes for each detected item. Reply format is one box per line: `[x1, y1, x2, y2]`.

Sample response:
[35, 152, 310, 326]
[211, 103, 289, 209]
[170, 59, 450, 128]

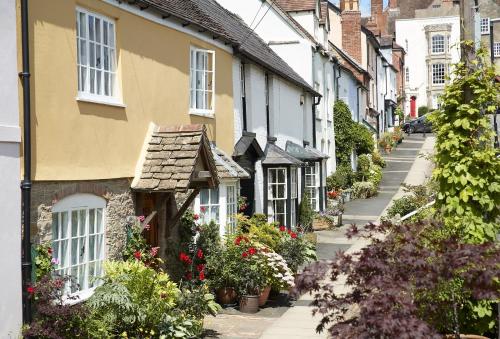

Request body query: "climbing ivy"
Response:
[428, 46, 500, 243]
[333, 100, 374, 166]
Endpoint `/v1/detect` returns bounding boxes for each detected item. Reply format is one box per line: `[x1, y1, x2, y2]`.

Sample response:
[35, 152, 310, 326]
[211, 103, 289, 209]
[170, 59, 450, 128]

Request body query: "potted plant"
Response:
[228, 235, 266, 313]
[205, 246, 239, 305]
[259, 247, 295, 306]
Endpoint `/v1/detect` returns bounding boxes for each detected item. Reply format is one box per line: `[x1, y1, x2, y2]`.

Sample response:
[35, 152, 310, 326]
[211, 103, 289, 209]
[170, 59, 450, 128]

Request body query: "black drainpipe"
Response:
[20, 0, 33, 325]
[312, 95, 321, 148]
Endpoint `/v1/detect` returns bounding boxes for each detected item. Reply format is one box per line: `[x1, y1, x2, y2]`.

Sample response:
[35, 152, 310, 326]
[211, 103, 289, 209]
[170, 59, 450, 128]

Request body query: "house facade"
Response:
[22, 0, 258, 301]
[215, 0, 332, 214]
[0, 0, 22, 336]
[396, 16, 460, 115]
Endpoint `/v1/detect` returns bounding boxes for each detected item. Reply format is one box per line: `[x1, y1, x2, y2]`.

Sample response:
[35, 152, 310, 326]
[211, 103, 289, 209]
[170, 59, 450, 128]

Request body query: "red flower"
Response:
[179, 252, 192, 264]
[27, 286, 35, 294]
[197, 249, 204, 259]
[235, 236, 242, 245]
[193, 214, 199, 221]
[196, 264, 205, 272]
[248, 247, 257, 255]
[287, 229, 292, 235]
[133, 251, 142, 260]
[279, 225, 286, 232]
[47, 247, 53, 255]
[291, 232, 297, 239]
[200, 206, 207, 213]
[242, 252, 248, 258]
[199, 271, 205, 281]
[185, 272, 192, 281]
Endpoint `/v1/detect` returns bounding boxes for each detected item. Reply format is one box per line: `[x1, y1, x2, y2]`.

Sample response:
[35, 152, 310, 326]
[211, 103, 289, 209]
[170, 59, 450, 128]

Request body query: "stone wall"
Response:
[31, 179, 135, 260]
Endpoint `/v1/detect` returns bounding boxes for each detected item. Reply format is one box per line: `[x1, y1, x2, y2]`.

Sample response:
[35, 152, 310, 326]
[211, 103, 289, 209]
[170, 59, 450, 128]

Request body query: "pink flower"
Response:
[200, 206, 207, 213]
[248, 247, 257, 255]
[138, 215, 145, 222]
[51, 257, 59, 265]
[150, 247, 160, 257]
[193, 214, 200, 220]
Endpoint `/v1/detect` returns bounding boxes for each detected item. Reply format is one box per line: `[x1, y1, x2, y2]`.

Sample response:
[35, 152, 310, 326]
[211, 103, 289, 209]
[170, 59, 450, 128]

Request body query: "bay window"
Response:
[432, 63, 445, 85]
[267, 168, 287, 226]
[76, 8, 118, 103]
[190, 47, 215, 114]
[431, 35, 445, 54]
[51, 194, 106, 295]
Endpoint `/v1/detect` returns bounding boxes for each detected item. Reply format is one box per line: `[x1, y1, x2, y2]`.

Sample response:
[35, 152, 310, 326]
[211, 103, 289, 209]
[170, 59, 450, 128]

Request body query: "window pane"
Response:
[80, 66, 87, 92]
[200, 189, 209, 205]
[97, 70, 102, 95]
[71, 211, 78, 236]
[211, 206, 219, 222]
[95, 18, 101, 43]
[89, 209, 95, 234]
[79, 210, 86, 236]
[104, 72, 109, 96]
[79, 12, 86, 37]
[96, 45, 101, 69]
[210, 188, 219, 203]
[61, 240, 68, 268]
[96, 208, 103, 233]
[89, 236, 95, 261]
[71, 238, 78, 265]
[88, 15, 94, 41]
[277, 169, 286, 183]
[109, 23, 115, 47]
[52, 213, 60, 240]
[103, 21, 108, 45]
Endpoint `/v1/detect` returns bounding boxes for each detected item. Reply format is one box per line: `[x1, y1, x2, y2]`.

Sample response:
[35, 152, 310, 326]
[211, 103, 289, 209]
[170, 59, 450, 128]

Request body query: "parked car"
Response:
[403, 115, 433, 134]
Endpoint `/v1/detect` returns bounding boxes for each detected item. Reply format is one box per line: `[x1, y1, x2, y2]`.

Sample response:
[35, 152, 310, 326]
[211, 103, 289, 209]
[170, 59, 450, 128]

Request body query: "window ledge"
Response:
[62, 287, 97, 306]
[76, 95, 126, 108]
[189, 111, 215, 119]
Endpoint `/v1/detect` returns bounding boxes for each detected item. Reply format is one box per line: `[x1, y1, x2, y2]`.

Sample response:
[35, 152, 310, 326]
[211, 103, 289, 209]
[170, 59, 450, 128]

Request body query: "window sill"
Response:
[76, 95, 126, 108]
[189, 111, 215, 119]
[62, 286, 97, 306]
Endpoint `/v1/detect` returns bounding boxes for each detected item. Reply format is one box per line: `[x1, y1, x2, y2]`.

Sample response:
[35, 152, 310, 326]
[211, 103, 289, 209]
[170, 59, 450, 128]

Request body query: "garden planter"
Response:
[216, 287, 237, 305]
[384, 146, 392, 154]
[239, 295, 259, 313]
[258, 286, 272, 306]
[342, 190, 352, 202]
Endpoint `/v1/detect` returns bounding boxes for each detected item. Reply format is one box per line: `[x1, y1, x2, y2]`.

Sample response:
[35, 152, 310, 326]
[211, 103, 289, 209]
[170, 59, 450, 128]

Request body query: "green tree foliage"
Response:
[428, 46, 500, 243]
[354, 124, 375, 156]
[418, 106, 429, 117]
[299, 192, 315, 231]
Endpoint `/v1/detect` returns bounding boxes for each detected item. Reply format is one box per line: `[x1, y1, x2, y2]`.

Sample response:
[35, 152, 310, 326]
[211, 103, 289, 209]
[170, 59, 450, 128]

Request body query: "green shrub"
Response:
[371, 150, 386, 168]
[386, 195, 422, 218]
[368, 165, 383, 188]
[418, 105, 429, 117]
[334, 100, 355, 166]
[356, 154, 371, 181]
[298, 192, 315, 231]
[354, 124, 375, 156]
[327, 164, 355, 190]
[352, 181, 377, 199]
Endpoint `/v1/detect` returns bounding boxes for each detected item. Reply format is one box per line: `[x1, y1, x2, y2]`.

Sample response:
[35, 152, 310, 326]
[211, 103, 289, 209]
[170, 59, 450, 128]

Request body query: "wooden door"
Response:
[140, 194, 159, 247]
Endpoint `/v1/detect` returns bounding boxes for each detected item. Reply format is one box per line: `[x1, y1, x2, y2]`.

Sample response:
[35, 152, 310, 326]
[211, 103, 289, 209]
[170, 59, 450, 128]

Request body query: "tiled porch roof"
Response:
[132, 124, 219, 192]
[211, 144, 250, 180]
[263, 141, 303, 166]
[285, 141, 328, 161]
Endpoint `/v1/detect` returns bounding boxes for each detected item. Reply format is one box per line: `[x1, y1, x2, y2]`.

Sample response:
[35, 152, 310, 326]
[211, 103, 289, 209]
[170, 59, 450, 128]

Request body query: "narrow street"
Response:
[204, 134, 436, 339]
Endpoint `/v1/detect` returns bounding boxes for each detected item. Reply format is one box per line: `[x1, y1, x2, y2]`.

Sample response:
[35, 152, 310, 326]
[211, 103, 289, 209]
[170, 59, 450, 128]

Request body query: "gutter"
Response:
[20, 0, 32, 324]
[312, 96, 321, 148]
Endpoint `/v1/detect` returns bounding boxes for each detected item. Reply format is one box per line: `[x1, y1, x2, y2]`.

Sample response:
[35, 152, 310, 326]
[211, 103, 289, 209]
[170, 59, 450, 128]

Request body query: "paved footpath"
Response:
[259, 134, 435, 339]
[204, 134, 435, 339]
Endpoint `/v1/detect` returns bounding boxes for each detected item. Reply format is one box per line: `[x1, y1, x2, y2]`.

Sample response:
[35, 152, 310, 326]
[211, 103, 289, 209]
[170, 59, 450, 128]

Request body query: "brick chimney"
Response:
[371, 0, 383, 20]
[341, 1, 362, 64]
[388, 0, 398, 8]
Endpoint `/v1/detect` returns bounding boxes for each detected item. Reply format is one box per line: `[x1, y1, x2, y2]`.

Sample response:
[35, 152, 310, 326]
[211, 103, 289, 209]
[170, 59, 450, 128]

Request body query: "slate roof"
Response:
[285, 141, 328, 161]
[137, 0, 318, 95]
[211, 144, 250, 179]
[274, 0, 317, 12]
[233, 132, 265, 158]
[133, 125, 218, 192]
[262, 141, 303, 166]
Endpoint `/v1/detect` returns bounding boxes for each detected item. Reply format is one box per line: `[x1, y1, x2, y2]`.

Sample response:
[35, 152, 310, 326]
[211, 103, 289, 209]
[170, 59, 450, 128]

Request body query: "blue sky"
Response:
[329, 0, 389, 17]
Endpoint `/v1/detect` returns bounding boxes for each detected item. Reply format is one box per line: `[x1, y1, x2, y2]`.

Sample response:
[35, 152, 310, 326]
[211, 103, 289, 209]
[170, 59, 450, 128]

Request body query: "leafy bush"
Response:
[326, 164, 355, 190]
[428, 46, 500, 243]
[23, 275, 97, 338]
[371, 150, 386, 168]
[353, 124, 375, 156]
[368, 164, 382, 188]
[275, 227, 317, 274]
[334, 100, 355, 165]
[33, 242, 57, 281]
[418, 105, 429, 117]
[298, 192, 315, 231]
[87, 260, 181, 337]
[356, 154, 371, 181]
[294, 220, 500, 337]
[352, 181, 376, 199]
[386, 195, 423, 218]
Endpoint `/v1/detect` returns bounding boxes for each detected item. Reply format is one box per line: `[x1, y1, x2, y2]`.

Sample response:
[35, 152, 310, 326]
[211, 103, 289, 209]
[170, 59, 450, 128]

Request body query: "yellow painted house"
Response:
[20, 0, 316, 297]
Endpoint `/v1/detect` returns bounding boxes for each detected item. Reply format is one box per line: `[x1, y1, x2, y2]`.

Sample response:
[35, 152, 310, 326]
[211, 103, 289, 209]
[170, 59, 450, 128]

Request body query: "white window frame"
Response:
[431, 35, 445, 54]
[226, 184, 238, 234]
[267, 168, 287, 226]
[190, 47, 215, 116]
[481, 18, 490, 35]
[199, 187, 220, 225]
[76, 7, 122, 107]
[290, 167, 298, 228]
[406, 67, 410, 83]
[305, 163, 320, 211]
[51, 194, 106, 302]
[432, 63, 446, 85]
[494, 42, 500, 58]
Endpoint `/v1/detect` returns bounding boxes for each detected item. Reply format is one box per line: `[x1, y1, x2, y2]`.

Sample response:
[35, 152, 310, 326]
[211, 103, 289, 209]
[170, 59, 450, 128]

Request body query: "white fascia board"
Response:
[101, 0, 233, 54]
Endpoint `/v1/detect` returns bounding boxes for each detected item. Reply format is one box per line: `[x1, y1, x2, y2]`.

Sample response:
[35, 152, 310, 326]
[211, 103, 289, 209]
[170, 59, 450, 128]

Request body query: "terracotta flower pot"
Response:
[258, 286, 272, 306]
[216, 287, 237, 305]
[384, 146, 392, 154]
[239, 295, 259, 313]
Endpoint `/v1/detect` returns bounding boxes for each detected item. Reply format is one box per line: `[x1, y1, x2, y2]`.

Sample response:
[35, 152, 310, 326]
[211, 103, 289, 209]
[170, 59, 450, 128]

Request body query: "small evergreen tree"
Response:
[299, 192, 315, 232]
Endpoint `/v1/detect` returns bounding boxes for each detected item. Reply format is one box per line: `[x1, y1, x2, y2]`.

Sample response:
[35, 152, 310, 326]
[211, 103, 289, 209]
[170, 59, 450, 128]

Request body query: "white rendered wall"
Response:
[0, 0, 22, 337]
[338, 70, 359, 122]
[396, 16, 460, 110]
[290, 11, 316, 39]
[328, 7, 343, 47]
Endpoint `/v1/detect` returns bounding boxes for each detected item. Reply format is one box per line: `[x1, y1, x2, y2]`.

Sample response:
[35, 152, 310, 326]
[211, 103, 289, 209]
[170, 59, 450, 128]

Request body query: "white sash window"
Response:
[190, 47, 215, 115]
